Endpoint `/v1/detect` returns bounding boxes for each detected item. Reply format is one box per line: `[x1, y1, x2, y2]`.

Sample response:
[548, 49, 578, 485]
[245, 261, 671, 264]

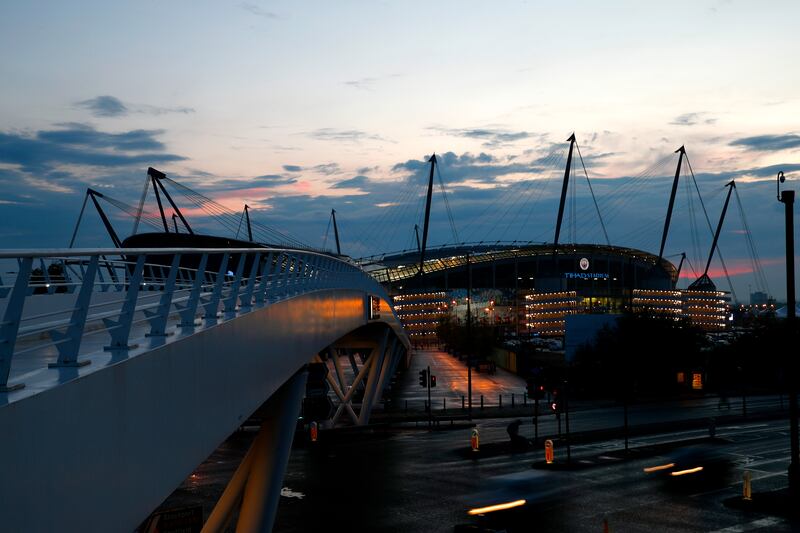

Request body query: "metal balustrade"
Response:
[0, 247, 391, 392]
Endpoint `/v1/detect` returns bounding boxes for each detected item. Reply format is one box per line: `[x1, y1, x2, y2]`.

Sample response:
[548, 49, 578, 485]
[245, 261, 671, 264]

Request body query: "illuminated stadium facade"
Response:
[360, 139, 734, 336]
[368, 242, 678, 316]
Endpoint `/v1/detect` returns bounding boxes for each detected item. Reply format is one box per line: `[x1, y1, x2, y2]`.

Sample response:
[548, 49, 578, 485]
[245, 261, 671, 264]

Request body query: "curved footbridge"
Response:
[0, 247, 409, 532]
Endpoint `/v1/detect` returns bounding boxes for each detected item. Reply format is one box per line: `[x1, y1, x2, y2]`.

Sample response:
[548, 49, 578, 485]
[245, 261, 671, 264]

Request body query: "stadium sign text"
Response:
[564, 272, 610, 280]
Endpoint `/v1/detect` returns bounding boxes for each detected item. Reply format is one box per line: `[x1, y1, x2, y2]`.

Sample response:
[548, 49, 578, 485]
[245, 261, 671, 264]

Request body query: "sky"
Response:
[0, 0, 798, 302]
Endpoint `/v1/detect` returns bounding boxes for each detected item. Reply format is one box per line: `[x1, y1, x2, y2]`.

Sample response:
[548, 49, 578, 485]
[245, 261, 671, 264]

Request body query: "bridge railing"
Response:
[0, 247, 393, 391]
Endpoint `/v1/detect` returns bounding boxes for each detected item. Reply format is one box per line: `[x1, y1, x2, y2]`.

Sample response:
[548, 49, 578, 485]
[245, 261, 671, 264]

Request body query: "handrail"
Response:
[0, 247, 350, 260]
[0, 247, 403, 392]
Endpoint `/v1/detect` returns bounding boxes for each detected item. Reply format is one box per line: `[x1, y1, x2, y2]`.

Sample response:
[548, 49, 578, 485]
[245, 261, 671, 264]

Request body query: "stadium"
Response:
[358, 140, 740, 342]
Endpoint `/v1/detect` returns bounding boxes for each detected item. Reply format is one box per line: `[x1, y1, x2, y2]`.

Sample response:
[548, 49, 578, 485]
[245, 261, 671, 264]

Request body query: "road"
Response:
[272, 419, 797, 532]
[152, 348, 798, 532]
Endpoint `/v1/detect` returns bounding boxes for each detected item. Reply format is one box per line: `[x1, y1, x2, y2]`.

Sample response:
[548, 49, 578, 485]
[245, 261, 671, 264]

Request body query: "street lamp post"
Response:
[467, 252, 472, 421]
[777, 171, 798, 490]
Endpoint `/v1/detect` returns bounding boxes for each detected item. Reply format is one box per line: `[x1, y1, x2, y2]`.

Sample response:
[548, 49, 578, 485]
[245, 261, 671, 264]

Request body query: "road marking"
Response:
[280, 487, 305, 499]
[689, 485, 733, 498]
[708, 517, 783, 532]
[749, 470, 789, 480]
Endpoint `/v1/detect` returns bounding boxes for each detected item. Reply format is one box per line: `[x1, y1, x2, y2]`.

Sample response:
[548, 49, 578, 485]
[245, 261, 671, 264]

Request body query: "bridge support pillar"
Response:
[202, 368, 307, 533]
[358, 329, 389, 425]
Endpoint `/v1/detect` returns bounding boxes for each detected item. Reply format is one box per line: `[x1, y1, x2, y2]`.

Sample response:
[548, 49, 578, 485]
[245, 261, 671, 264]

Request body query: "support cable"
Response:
[361, 168, 427, 253]
[501, 150, 564, 243]
[435, 162, 460, 245]
[68, 192, 90, 248]
[684, 156, 738, 302]
[684, 255, 699, 279]
[235, 206, 246, 239]
[132, 175, 150, 236]
[463, 150, 563, 241]
[734, 187, 771, 295]
[684, 171, 703, 272]
[514, 155, 564, 240]
[576, 153, 674, 248]
[575, 142, 610, 245]
[161, 178, 307, 248]
[512, 151, 563, 243]
[322, 211, 333, 251]
[478, 150, 563, 243]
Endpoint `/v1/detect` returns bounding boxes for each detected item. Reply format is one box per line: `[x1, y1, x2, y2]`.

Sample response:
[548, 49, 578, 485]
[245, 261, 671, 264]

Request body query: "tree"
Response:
[573, 313, 708, 399]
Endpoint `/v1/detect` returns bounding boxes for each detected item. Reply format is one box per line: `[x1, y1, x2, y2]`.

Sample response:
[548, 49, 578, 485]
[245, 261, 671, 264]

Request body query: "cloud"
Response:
[0, 123, 185, 175]
[307, 128, 390, 143]
[693, 162, 800, 184]
[431, 126, 534, 148]
[39, 122, 166, 151]
[214, 174, 298, 190]
[239, 2, 278, 18]
[391, 151, 556, 185]
[729, 134, 800, 152]
[357, 165, 379, 175]
[276, 163, 342, 177]
[331, 175, 369, 189]
[251, 174, 297, 186]
[670, 113, 716, 126]
[75, 96, 128, 117]
[74, 95, 194, 117]
[137, 103, 195, 116]
[312, 162, 341, 175]
[343, 74, 402, 91]
[344, 77, 380, 91]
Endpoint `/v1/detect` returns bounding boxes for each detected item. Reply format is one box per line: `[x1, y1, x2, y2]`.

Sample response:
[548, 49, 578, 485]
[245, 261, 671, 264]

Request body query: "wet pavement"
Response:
[391, 348, 528, 408]
[151, 349, 798, 532]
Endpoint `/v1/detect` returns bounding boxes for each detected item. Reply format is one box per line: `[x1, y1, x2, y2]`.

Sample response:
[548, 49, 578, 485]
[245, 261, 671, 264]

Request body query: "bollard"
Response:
[743, 470, 752, 501]
[310, 421, 318, 443]
[524, 393, 527, 406]
[443, 397, 446, 412]
[405, 400, 408, 413]
[709, 417, 716, 439]
[512, 393, 515, 408]
[545, 439, 554, 464]
[499, 394, 503, 408]
[471, 428, 480, 452]
[481, 395, 484, 410]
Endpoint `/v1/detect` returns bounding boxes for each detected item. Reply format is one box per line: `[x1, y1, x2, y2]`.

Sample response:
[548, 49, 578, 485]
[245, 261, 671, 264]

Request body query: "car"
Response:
[642, 442, 733, 485]
[460, 470, 578, 531]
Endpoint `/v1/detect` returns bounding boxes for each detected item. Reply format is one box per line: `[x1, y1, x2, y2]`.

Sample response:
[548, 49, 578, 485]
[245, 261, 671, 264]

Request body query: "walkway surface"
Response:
[390, 348, 527, 408]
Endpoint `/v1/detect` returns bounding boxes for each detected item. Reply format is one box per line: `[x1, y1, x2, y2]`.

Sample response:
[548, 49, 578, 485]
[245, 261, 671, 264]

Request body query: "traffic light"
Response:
[430, 375, 437, 387]
[526, 381, 545, 400]
[419, 369, 428, 387]
[550, 389, 560, 413]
